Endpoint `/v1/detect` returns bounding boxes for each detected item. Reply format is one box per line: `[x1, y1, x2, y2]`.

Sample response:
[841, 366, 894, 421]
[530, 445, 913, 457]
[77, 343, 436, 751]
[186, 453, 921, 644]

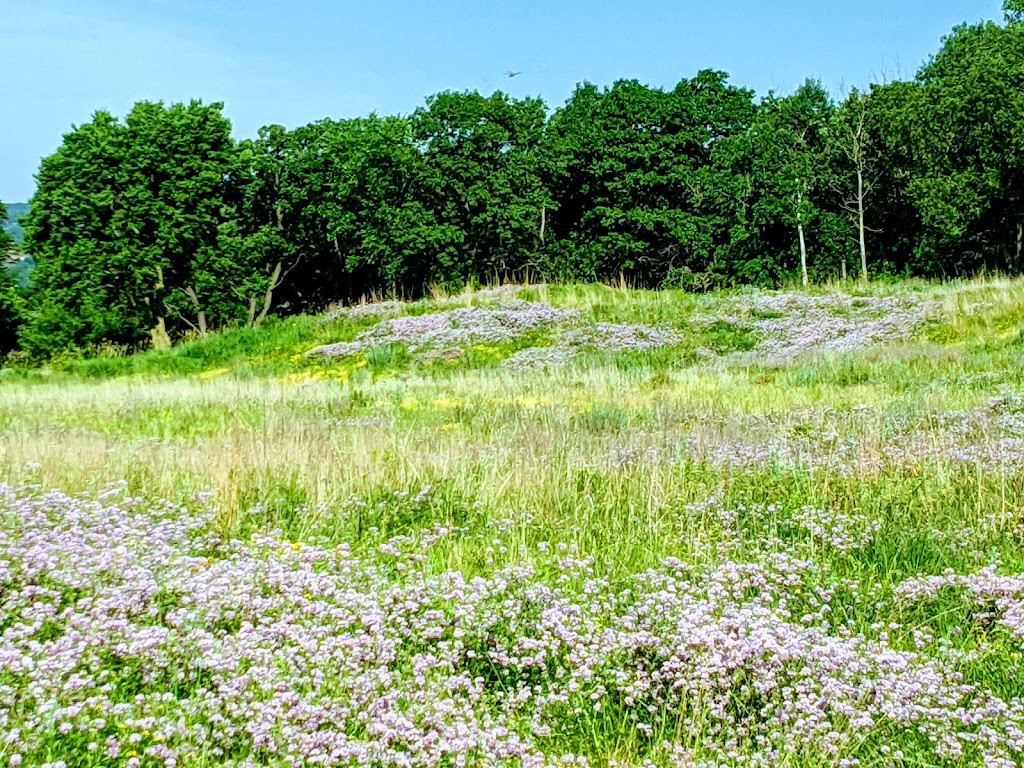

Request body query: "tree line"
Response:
[3, 5, 1023, 359]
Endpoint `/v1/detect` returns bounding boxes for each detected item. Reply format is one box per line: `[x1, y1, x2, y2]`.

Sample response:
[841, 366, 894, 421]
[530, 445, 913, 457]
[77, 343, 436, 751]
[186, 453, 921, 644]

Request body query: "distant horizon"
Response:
[1, 0, 1005, 202]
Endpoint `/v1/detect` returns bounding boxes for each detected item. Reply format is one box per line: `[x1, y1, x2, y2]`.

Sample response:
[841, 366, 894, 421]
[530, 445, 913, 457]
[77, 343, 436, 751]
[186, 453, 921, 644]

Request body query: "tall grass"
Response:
[4, 277, 1024, 765]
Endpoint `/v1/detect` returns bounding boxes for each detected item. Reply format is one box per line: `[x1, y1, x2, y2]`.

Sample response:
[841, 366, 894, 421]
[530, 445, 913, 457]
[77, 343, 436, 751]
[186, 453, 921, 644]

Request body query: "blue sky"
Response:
[1, 0, 1004, 203]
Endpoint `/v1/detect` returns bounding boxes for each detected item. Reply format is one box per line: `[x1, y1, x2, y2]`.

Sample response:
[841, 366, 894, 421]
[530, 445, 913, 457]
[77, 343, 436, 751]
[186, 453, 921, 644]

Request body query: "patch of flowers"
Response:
[4, 486, 1024, 766]
[504, 323, 681, 370]
[791, 504, 881, 553]
[608, 396, 1024, 476]
[320, 287, 524, 324]
[702, 292, 939, 361]
[309, 301, 685, 367]
[308, 301, 581, 358]
[897, 567, 1024, 641]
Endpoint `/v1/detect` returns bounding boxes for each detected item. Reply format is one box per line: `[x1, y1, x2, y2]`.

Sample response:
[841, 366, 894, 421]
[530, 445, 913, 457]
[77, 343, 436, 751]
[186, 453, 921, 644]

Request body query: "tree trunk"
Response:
[251, 261, 283, 328]
[798, 221, 809, 288]
[1016, 220, 1023, 273]
[797, 188, 809, 288]
[842, 259, 848, 282]
[150, 317, 171, 350]
[183, 286, 208, 336]
[857, 168, 869, 283]
[539, 206, 546, 245]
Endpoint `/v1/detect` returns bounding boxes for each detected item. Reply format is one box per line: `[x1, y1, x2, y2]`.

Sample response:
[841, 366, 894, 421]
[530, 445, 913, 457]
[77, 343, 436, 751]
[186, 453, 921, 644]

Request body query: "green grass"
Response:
[5, 277, 1024, 765]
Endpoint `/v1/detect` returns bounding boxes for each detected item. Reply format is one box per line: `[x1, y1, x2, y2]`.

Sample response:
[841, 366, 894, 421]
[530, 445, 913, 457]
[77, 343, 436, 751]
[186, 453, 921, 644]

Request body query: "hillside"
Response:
[4, 278, 1024, 766]
[1, 201, 28, 243]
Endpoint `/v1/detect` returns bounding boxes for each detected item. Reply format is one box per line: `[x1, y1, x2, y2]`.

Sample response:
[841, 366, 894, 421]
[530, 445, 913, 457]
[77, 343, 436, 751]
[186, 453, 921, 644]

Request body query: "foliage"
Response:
[21, 102, 242, 358]
[543, 71, 756, 286]
[889, 19, 1024, 275]
[0, 264, 21, 355]
[0, 201, 23, 353]
[10, 11, 1024, 360]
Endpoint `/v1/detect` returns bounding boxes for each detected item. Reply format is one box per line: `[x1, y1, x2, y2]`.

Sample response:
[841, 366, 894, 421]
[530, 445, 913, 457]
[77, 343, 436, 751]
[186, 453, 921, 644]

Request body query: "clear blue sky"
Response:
[0, 0, 1004, 203]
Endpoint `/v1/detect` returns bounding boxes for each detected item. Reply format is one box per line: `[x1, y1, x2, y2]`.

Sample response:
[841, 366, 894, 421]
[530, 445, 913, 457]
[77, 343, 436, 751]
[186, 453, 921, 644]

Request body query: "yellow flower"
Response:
[471, 344, 502, 355]
[198, 367, 231, 380]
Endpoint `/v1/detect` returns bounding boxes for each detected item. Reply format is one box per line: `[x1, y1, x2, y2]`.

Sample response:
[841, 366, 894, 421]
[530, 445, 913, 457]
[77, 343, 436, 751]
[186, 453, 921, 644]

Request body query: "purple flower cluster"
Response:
[791, 504, 881, 553]
[609, 399, 1024, 476]
[504, 323, 682, 370]
[3, 485, 1024, 766]
[897, 567, 1024, 640]
[309, 301, 581, 358]
[308, 300, 684, 366]
[704, 293, 938, 361]
[321, 288, 524, 324]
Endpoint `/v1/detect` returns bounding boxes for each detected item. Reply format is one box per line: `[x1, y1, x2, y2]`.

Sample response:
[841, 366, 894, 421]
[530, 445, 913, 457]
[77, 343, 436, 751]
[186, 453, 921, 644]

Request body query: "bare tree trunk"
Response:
[539, 206, 546, 245]
[857, 168, 869, 283]
[798, 221, 809, 288]
[150, 317, 171, 350]
[251, 262, 283, 328]
[149, 267, 171, 348]
[183, 286, 208, 336]
[1016, 220, 1023, 273]
[842, 259, 848, 282]
[797, 190, 809, 288]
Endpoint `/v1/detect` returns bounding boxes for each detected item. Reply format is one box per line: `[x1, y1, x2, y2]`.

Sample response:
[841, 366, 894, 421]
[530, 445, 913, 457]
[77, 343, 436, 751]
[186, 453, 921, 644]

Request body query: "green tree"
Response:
[892, 19, 1024, 274]
[312, 115, 450, 297]
[0, 201, 14, 257]
[544, 71, 756, 287]
[830, 89, 875, 282]
[22, 101, 243, 356]
[412, 91, 552, 287]
[0, 201, 22, 354]
[0, 264, 21, 355]
[717, 80, 847, 286]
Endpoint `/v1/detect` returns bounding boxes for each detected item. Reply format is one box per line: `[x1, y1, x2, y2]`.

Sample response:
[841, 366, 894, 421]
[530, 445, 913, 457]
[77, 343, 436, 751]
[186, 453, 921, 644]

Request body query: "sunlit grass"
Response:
[5, 277, 1024, 765]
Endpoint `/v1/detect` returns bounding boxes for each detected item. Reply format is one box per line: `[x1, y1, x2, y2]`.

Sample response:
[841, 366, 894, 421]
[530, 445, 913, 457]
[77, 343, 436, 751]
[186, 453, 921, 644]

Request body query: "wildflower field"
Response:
[6, 280, 1024, 767]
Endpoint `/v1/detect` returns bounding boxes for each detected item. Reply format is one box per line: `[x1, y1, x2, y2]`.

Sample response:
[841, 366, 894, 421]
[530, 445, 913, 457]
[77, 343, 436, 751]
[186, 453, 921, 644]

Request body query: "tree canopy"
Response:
[11, 12, 1024, 359]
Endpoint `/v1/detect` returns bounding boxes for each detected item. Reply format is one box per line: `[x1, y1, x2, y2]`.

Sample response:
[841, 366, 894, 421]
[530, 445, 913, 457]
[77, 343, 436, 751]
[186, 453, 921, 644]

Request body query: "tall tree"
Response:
[718, 80, 847, 286]
[544, 71, 755, 286]
[22, 102, 243, 356]
[831, 89, 876, 282]
[0, 201, 21, 354]
[0, 202, 14, 258]
[412, 91, 552, 286]
[893, 19, 1024, 274]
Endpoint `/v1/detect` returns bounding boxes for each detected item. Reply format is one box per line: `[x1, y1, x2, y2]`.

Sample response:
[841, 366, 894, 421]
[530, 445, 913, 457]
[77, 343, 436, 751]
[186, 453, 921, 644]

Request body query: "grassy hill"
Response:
[3, 278, 1024, 765]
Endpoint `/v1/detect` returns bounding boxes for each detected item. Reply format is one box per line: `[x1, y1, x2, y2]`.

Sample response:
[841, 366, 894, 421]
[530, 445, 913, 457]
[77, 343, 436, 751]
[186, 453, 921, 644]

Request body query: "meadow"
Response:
[4, 279, 1024, 767]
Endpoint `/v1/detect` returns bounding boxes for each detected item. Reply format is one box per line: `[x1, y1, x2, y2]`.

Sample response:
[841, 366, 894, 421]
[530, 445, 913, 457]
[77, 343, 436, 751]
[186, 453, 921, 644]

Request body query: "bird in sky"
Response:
[505, 70, 522, 78]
